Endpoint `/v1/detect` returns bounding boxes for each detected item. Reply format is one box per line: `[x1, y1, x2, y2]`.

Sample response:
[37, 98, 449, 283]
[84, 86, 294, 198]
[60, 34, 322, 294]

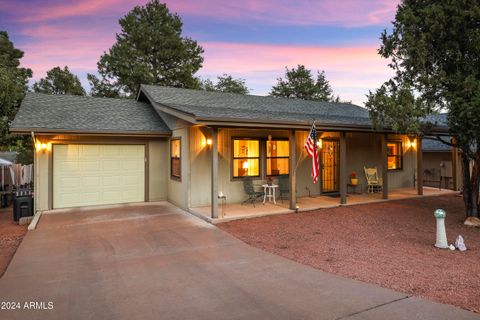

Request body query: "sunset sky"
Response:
[1, 0, 399, 106]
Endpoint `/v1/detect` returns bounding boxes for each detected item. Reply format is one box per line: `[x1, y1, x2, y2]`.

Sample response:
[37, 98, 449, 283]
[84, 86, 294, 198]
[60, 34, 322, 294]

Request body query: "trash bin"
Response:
[13, 189, 33, 222]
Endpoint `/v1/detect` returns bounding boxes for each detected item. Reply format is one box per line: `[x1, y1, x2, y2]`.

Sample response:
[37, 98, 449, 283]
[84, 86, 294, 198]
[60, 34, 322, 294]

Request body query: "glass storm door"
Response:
[321, 140, 339, 193]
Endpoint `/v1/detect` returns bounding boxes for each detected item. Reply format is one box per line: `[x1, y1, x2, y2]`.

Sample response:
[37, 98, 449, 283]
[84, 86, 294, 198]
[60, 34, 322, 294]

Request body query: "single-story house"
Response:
[10, 86, 453, 219]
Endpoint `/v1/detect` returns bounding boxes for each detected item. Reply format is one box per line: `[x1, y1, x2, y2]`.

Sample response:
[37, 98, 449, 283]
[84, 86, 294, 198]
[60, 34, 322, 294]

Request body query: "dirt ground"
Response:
[0, 208, 27, 278]
[219, 194, 480, 313]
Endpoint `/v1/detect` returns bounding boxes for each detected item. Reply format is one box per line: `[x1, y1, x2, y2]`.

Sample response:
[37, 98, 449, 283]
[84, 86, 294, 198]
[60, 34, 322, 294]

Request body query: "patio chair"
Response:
[364, 167, 383, 193]
[241, 179, 264, 207]
[277, 176, 290, 203]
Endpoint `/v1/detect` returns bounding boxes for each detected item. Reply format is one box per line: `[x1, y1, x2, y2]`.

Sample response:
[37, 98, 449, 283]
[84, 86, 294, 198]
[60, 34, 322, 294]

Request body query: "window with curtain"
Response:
[387, 141, 402, 170]
[171, 139, 181, 179]
[233, 139, 260, 177]
[266, 140, 289, 176]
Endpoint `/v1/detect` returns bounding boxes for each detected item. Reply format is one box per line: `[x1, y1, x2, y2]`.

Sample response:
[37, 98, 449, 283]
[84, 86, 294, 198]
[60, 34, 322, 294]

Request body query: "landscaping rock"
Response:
[464, 216, 480, 227]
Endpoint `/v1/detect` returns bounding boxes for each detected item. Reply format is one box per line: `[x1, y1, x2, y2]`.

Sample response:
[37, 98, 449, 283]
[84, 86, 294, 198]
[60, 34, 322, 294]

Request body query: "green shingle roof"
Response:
[11, 93, 170, 134]
[141, 85, 372, 126]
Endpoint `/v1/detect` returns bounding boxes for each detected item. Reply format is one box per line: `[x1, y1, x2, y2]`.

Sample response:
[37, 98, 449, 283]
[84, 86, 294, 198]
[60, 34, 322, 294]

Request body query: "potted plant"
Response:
[267, 176, 275, 186]
[350, 172, 358, 185]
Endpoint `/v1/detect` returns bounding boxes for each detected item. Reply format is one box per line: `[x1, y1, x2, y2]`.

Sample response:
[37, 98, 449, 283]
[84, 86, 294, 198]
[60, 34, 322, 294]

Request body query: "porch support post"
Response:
[417, 136, 423, 195]
[339, 132, 347, 204]
[289, 129, 297, 210]
[211, 127, 218, 219]
[451, 137, 458, 191]
[381, 134, 389, 199]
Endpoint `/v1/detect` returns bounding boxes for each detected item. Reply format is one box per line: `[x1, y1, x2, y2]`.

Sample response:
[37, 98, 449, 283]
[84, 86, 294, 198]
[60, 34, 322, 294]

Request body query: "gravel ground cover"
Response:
[0, 208, 27, 278]
[219, 194, 480, 313]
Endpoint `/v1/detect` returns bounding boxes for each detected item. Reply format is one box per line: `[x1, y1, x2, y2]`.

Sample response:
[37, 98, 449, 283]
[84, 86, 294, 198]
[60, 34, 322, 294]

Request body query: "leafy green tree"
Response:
[33, 66, 85, 95]
[0, 31, 33, 164]
[201, 74, 249, 94]
[366, 0, 480, 218]
[270, 65, 335, 101]
[88, 0, 204, 97]
[87, 74, 121, 98]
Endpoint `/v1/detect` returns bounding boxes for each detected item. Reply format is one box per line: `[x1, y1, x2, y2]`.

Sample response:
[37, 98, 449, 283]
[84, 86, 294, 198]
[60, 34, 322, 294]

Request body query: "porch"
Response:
[189, 187, 457, 223]
[189, 125, 458, 223]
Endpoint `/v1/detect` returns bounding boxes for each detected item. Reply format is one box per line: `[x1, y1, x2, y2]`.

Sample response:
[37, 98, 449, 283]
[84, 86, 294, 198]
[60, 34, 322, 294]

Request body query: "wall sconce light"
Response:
[35, 141, 48, 152]
[316, 139, 322, 149]
[206, 138, 212, 146]
[407, 137, 417, 150]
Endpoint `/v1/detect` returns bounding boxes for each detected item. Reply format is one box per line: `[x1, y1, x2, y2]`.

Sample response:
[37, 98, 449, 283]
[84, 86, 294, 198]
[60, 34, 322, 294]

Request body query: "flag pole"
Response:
[293, 119, 315, 173]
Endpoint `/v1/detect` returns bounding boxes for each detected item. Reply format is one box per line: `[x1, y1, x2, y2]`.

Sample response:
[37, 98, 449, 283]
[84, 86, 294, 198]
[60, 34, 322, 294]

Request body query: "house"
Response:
[10, 86, 452, 220]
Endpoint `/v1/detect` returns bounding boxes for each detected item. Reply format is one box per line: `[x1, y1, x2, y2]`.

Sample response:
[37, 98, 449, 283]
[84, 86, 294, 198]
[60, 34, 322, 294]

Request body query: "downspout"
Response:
[30, 132, 36, 215]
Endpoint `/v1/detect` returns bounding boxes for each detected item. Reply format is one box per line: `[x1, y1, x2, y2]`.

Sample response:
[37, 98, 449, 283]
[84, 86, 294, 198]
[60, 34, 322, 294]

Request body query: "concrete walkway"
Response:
[0, 202, 478, 320]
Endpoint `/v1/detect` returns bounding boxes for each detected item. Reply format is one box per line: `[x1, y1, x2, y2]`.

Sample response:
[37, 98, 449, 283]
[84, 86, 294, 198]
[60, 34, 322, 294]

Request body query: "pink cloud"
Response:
[198, 42, 394, 105]
[4, 0, 142, 23]
[165, 0, 399, 27]
[4, 0, 398, 27]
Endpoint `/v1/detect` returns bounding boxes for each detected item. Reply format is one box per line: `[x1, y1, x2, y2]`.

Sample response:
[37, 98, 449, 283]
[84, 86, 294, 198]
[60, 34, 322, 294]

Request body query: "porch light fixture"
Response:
[407, 137, 417, 150]
[35, 141, 48, 152]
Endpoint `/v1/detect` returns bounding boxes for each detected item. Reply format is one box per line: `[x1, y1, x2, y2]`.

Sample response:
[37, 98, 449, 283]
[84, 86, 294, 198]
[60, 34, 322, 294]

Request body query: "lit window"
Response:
[387, 141, 402, 170]
[266, 140, 289, 176]
[171, 139, 181, 179]
[233, 139, 260, 177]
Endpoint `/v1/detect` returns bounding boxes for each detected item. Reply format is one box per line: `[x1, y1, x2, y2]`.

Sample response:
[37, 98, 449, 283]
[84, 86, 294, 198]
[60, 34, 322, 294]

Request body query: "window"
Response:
[387, 141, 402, 170]
[233, 139, 260, 178]
[266, 140, 289, 176]
[171, 139, 181, 179]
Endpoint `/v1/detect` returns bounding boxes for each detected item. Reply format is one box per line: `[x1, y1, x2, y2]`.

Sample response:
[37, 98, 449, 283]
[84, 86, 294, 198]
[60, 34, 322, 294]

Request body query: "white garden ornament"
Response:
[455, 235, 467, 251]
[434, 209, 448, 249]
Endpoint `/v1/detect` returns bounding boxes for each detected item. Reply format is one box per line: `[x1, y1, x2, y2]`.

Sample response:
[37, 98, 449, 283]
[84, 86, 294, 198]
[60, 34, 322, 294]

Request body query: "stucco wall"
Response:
[33, 135, 168, 212]
[148, 140, 168, 201]
[167, 128, 190, 209]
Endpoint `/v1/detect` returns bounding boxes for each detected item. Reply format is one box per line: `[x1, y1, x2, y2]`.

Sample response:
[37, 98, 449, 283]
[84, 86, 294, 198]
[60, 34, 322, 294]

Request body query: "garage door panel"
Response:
[53, 144, 145, 209]
[103, 176, 122, 187]
[80, 160, 102, 171]
[83, 176, 101, 187]
[103, 160, 122, 170]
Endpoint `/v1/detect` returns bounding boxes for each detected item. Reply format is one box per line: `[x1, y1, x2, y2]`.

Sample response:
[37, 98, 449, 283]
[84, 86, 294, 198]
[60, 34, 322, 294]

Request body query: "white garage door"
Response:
[53, 144, 145, 209]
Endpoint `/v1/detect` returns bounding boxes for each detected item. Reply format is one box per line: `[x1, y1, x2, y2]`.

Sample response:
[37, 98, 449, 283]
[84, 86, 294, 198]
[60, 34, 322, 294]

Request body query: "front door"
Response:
[321, 140, 339, 193]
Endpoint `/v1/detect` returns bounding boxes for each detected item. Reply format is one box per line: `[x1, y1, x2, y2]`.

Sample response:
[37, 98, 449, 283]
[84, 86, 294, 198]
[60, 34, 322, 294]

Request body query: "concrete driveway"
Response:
[0, 202, 478, 320]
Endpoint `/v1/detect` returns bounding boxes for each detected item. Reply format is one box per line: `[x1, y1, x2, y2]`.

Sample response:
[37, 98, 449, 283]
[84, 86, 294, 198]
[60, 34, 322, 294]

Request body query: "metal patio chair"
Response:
[241, 179, 264, 207]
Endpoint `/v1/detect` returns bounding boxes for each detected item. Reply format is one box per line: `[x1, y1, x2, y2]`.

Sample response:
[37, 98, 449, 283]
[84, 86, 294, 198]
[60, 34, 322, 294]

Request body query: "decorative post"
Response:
[211, 127, 218, 219]
[289, 129, 297, 210]
[451, 137, 458, 191]
[339, 132, 347, 204]
[381, 134, 389, 199]
[417, 136, 423, 195]
[434, 209, 448, 248]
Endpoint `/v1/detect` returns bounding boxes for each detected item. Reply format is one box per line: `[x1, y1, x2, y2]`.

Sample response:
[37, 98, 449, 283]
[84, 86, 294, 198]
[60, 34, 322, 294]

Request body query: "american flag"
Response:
[304, 122, 319, 183]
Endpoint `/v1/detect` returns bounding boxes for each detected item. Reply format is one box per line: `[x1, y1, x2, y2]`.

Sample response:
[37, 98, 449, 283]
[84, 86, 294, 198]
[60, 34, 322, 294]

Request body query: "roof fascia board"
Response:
[196, 119, 450, 134]
[10, 128, 170, 137]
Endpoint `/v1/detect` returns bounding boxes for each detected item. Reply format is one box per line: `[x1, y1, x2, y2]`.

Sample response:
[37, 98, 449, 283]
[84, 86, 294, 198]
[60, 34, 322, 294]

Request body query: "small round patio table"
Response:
[262, 184, 278, 204]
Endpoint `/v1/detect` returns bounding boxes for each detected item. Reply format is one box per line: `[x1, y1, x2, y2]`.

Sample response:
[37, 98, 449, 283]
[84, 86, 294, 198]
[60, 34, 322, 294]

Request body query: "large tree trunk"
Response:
[461, 151, 480, 218]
